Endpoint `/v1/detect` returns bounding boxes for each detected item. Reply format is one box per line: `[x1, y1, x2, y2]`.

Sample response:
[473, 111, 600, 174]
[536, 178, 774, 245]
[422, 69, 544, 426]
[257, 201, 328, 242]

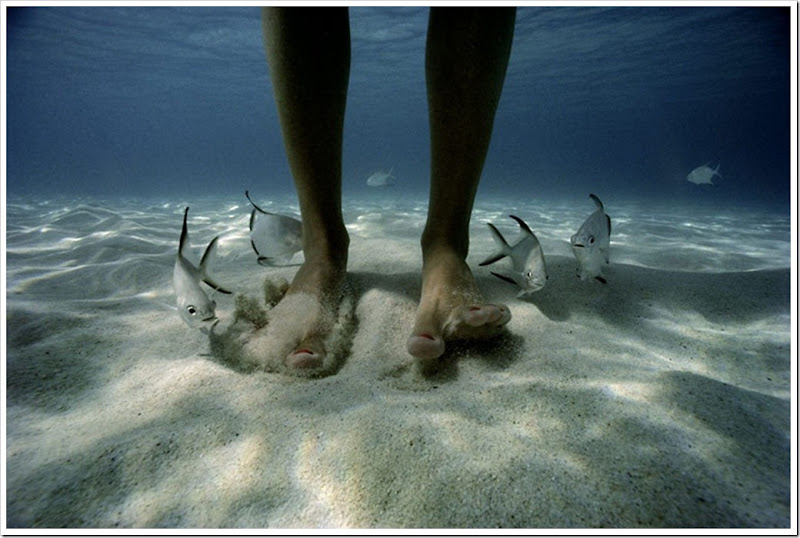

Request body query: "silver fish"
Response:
[480, 214, 548, 296]
[173, 207, 232, 330]
[687, 162, 721, 185]
[246, 191, 303, 266]
[366, 168, 395, 187]
[570, 194, 611, 284]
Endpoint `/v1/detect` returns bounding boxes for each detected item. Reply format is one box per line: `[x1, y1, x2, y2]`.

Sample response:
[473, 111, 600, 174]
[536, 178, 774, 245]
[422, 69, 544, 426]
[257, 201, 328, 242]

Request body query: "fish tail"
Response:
[487, 222, 511, 249]
[509, 214, 534, 236]
[479, 222, 510, 266]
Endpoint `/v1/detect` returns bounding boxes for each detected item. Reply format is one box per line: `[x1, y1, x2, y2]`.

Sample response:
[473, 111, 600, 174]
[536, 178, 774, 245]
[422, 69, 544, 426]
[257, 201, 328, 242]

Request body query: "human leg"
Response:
[260, 7, 350, 369]
[407, 7, 516, 360]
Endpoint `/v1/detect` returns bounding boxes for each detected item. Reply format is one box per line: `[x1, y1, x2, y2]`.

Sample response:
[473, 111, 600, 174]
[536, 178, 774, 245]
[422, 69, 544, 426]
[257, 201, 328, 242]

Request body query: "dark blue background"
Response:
[5, 6, 792, 206]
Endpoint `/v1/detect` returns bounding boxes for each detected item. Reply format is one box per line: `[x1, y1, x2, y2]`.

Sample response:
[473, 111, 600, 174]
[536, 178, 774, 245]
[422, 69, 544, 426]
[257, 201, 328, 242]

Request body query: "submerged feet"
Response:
[407, 247, 511, 361]
[239, 242, 509, 373]
[242, 251, 350, 373]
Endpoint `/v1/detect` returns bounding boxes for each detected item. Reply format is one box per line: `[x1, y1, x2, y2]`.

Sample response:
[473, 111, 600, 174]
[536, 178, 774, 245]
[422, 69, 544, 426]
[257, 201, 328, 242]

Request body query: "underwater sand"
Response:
[4, 193, 793, 529]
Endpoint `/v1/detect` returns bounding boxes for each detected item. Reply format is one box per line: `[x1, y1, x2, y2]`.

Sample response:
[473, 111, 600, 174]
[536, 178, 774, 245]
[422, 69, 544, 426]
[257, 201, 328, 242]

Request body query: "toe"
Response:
[462, 305, 496, 327]
[285, 334, 326, 370]
[407, 332, 446, 360]
[490, 304, 512, 327]
[461, 304, 511, 328]
[285, 348, 324, 369]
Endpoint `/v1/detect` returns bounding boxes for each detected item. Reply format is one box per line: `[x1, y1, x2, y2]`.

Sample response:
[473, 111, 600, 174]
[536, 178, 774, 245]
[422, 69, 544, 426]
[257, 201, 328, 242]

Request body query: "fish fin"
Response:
[589, 193, 603, 210]
[491, 271, 518, 287]
[178, 207, 190, 258]
[199, 236, 232, 294]
[606, 214, 612, 236]
[257, 255, 294, 267]
[594, 276, 607, 284]
[509, 214, 534, 236]
[200, 235, 220, 269]
[204, 277, 233, 294]
[245, 190, 270, 214]
[249, 209, 256, 232]
[250, 239, 261, 256]
[479, 253, 507, 266]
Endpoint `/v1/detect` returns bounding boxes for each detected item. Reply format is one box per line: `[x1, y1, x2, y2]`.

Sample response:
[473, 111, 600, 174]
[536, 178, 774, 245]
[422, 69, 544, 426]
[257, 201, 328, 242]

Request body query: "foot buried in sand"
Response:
[256, 259, 352, 375]
[212, 259, 354, 377]
[407, 249, 511, 361]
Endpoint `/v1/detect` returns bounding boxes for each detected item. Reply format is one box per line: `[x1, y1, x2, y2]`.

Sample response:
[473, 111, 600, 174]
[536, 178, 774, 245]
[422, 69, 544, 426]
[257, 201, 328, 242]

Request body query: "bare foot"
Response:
[242, 254, 348, 372]
[407, 248, 511, 360]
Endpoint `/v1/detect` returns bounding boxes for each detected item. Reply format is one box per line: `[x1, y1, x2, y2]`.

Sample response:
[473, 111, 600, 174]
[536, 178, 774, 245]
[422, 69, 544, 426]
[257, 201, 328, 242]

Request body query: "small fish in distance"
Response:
[366, 168, 395, 187]
[687, 163, 722, 186]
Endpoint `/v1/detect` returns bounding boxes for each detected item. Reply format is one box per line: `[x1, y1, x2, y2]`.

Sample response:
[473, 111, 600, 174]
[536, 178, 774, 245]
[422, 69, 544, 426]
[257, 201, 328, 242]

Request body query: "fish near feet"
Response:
[173, 207, 232, 331]
[246, 191, 303, 266]
[480, 214, 548, 296]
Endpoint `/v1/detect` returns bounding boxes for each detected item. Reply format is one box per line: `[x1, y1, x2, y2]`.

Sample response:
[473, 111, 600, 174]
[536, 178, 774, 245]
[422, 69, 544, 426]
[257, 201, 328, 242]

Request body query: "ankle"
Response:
[303, 226, 349, 267]
[420, 228, 468, 265]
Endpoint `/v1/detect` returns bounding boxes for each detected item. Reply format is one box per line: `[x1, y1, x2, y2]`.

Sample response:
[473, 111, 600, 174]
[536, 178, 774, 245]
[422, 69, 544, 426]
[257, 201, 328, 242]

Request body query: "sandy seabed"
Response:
[4, 194, 794, 529]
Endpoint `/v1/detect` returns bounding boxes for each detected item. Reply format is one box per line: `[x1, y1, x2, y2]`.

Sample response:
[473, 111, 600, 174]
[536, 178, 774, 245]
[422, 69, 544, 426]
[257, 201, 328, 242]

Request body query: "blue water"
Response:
[5, 6, 792, 208]
[4, 7, 795, 528]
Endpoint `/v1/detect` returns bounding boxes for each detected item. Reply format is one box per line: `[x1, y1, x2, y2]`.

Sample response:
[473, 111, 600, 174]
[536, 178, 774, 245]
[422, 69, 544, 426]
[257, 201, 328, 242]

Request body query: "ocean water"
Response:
[5, 6, 791, 203]
[5, 4, 793, 277]
[3, 4, 795, 529]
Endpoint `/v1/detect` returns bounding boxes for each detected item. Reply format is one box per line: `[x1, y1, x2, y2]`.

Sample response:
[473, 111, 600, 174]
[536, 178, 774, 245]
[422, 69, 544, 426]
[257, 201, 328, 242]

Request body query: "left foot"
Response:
[407, 248, 511, 360]
[240, 252, 348, 374]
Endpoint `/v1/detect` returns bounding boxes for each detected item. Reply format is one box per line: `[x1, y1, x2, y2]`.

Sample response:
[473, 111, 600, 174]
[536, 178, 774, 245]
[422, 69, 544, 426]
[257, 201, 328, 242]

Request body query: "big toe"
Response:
[285, 349, 324, 369]
[407, 331, 446, 360]
[285, 335, 326, 370]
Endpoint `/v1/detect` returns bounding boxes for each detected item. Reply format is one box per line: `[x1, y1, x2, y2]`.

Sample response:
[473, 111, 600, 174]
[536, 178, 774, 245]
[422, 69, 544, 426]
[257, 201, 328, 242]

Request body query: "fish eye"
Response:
[589, 235, 595, 244]
[186, 305, 197, 316]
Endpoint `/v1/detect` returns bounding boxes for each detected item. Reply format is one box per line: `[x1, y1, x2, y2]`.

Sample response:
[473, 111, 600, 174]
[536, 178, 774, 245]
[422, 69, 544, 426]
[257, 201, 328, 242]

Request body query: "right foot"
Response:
[407, 247, 511, 361]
